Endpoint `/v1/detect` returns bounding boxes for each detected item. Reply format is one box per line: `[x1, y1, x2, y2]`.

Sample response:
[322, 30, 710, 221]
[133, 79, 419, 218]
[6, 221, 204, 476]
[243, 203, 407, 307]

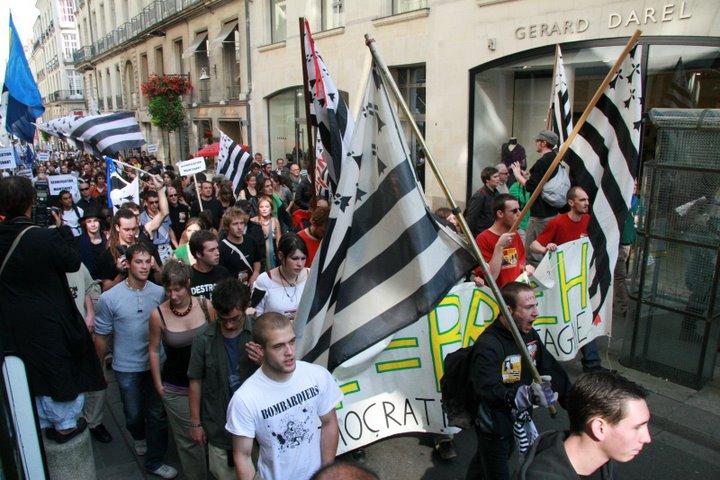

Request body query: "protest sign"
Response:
[16, 168, 33, 179]
[330, 238, 607, 453]
[146, 144, 158, 154]
[177, 157, 206, 176]
[0, 147, 16, 170]
[48, 174, 80, 202]
[37, 152, 50, 162]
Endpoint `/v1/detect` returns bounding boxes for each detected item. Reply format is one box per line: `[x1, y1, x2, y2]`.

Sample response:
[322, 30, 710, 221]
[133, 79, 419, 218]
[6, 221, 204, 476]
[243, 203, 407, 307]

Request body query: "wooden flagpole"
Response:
[545, 44, 560, 130]
[364, 33, 556, 414]
[510, 29, 642, 233]
[194, 173, 204, 212]
[298, 18, 317, 196]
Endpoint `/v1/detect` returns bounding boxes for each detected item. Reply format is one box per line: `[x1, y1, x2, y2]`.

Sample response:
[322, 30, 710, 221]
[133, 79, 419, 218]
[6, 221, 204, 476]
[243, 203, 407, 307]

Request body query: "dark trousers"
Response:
[466, 429, 514, 480]
[114, 370, 169, 471]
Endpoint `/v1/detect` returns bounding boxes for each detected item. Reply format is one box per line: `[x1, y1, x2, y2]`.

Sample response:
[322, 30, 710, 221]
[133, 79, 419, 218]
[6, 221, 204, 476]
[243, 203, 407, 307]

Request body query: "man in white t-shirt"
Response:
[225, 312, 342, 480]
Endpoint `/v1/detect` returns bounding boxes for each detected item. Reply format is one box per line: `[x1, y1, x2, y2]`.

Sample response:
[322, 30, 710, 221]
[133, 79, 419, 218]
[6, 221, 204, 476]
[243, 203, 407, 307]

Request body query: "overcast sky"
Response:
[12, 5, 41, 44]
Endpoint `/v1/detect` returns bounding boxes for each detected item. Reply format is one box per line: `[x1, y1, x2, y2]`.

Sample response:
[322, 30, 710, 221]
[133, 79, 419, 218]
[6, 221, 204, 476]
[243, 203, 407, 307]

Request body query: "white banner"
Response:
[146, 144, 158, 153]
[48, 174, 80, 202]
[177, 157, 206, 176]
[0, 147, 16, 170]
[331, 238, 608, 453]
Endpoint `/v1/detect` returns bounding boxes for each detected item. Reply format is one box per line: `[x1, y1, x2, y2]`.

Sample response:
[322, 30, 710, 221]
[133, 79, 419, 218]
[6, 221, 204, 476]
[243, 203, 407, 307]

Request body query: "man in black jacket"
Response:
[466, 166, 501, 236]
[0, 176, 104, 442]
[467, 281, 569, 480]
[516, 371, 651, 479]
[511, 130, 562, 266]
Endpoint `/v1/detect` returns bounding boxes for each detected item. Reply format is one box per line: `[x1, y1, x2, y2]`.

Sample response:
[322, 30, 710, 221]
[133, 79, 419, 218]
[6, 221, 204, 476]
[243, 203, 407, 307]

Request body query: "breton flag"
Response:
[302, 18, 354, 195]
[1, 14, 45, 142]
[294, 63, 475, 371]
[549, 44, 573, 144]
[662, 58, 695, 109]
[565, 45, 643, 328]
[38, 112, 145, 156]
[109, 176, 140, 213]
[216, 130, 252, 197]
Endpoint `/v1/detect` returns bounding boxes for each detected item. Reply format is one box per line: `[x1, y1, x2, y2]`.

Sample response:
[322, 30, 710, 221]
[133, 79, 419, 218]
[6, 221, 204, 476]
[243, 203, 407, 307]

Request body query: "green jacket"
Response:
[187, 320, 256, 450]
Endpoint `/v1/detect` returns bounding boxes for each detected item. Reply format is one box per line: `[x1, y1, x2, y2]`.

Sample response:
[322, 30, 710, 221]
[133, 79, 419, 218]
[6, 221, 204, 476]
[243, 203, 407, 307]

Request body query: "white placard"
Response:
[16, 168, 33, 179]
[146, 144, 158, 153]
[37, 152, 50, 162]
[177, 157, 206, 176]
[48, 174, 80, 202]
[0, 147, 16, 170]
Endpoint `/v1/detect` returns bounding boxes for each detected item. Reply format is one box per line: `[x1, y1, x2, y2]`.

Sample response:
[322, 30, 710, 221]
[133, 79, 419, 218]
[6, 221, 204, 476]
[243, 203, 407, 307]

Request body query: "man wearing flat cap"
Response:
[511, 130, 562, 266]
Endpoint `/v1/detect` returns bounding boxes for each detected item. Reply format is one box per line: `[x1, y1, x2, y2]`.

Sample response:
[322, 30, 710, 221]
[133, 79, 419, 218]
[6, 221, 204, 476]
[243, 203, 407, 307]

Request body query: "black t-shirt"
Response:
[190, 197, 223, 230]
[169, 203, 190, 240]
[190, 265, 232, 299]
[95, 230, 162, 282]
[219, 237, 263, 278]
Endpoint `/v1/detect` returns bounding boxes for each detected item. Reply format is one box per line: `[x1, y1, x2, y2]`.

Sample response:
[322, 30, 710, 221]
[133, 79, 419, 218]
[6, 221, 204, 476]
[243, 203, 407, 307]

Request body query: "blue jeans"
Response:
[114, 370, 168, 471]
[580, 339, 602, 370]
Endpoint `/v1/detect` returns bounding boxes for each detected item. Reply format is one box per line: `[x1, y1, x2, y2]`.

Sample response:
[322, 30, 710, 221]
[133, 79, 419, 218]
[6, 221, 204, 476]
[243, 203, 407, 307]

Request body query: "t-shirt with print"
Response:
[475, 229, 526, 288]
[190, 265, 231, 299]
[225, 361, 343, 480]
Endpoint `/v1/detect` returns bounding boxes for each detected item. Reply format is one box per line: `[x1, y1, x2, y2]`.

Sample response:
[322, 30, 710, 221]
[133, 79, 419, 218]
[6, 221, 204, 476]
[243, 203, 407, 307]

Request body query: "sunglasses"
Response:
[506, 208, 520, 213]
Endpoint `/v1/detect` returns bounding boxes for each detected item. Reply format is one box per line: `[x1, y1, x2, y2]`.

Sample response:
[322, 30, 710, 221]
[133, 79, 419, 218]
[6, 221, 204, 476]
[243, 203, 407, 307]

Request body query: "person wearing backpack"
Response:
[466, 282, 570, 480]
[511, 130, 568, 266]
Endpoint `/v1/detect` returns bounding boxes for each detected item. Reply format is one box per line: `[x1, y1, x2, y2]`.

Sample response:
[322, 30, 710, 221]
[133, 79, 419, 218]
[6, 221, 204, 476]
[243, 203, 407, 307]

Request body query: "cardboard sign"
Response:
[177, 157, 206, 176]
[0, 147, 16, 170]
[146, 144, 158, 154]
[37, 152, 50, 162]
[16, 168, 33, 179]
[48, 174, 80, 202]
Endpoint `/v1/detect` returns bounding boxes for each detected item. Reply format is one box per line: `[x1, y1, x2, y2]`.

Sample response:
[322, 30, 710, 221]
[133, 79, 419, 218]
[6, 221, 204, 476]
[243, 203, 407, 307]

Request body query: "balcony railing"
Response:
[85, 0, 204, 61]
[116, 95, 124, 109]
[73, 45, 95, 64]
[47, 90, 84, 102]
[197, 83, 210, 103]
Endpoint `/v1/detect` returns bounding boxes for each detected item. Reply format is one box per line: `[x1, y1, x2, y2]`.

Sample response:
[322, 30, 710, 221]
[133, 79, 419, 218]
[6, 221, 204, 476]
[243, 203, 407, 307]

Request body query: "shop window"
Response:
[391, 65, 426, 187]
[268, 88, 305, 165]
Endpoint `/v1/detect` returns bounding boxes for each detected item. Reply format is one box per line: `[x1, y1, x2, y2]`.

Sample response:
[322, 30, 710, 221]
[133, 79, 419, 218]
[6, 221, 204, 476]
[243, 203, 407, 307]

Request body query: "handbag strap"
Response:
[0, 226, 38, 279]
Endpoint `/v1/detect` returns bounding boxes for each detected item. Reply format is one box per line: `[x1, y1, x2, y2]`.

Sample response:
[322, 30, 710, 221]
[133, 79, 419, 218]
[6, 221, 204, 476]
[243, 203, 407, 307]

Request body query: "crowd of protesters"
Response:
[0, 137, 650, 480]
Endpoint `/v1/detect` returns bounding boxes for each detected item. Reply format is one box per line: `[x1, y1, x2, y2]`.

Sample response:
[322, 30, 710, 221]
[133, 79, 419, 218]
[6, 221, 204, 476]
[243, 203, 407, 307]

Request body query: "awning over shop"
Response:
[182, 32, 208, 59]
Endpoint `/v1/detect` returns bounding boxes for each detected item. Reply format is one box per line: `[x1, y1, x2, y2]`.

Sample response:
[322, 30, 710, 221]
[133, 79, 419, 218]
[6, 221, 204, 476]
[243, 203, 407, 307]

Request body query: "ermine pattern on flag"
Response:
[39, 112, 145, 156]
[565, 45, 643, 326]
[216, 130, 252, 196]
[303, 19, 354, 194]
[550, 45, 573, 144]
[295, 65, 475, 371]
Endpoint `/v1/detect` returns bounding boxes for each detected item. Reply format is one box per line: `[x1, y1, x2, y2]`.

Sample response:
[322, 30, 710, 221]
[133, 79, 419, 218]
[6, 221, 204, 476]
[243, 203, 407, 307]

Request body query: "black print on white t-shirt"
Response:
[269, 409, 314, 453]
[260, 385, 320, 419]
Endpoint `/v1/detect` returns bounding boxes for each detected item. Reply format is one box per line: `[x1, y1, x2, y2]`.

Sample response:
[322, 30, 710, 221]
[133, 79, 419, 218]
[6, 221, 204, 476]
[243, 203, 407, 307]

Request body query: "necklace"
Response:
[170, 298, 193, 317]
[278, 268, 299, 300]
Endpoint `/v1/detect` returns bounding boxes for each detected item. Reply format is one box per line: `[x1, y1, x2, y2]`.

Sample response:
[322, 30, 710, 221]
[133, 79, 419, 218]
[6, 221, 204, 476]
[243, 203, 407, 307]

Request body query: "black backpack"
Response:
[440, 341, 479, 429]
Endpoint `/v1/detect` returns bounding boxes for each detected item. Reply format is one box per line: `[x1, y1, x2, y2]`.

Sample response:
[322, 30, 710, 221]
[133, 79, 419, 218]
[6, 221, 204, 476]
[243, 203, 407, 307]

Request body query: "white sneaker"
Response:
[148, 464, 178, 479]
[134, 439, 147, 456]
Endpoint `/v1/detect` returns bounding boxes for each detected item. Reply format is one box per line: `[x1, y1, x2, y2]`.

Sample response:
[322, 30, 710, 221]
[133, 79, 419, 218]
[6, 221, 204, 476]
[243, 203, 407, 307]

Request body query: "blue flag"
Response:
[2, 14, 45, 142]
[105, 156, 116, 209]
[25, 144, 34, 167]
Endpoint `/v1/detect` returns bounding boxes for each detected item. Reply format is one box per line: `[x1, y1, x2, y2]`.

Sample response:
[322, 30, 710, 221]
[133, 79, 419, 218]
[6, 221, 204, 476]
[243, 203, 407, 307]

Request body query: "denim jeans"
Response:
[114, 370, 169, 471]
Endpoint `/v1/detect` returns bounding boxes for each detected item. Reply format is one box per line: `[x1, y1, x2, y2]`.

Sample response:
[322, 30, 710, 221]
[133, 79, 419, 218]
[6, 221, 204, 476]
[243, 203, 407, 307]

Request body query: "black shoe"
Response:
[435, 438, 457, 460]
[90, 423, 113, 443]
[46, 418, 88, 444]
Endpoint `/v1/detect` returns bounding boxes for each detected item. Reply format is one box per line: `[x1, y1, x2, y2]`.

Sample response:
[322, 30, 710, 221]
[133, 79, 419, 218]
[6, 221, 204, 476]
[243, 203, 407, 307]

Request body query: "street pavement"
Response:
[91, 314, 720, 480]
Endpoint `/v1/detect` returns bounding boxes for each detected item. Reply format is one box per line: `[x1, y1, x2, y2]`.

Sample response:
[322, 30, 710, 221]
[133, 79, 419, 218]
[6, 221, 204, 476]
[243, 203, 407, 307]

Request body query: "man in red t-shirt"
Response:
[529, 186, 606, 373]
[530, 186, 590, 255]
[298, 205, 329, 266]
[475, 194, 535, 288]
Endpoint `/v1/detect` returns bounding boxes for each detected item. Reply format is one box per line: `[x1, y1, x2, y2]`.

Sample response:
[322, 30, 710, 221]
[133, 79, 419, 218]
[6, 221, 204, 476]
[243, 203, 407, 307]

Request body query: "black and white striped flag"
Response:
[39, 112, 145, 156]
[294, 64, 475, 372]
[662, 58, 695, 109]
[549, 45, 573, 144]
[303, 18, 354, 194]
[565, 45, 643, 326]
[216, 130, 252, 197]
